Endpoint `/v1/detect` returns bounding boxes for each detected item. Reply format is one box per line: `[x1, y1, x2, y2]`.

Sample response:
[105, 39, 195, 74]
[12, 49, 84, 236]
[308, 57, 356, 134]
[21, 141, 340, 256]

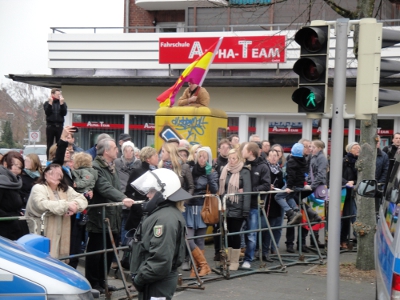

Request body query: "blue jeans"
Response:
[274, 185, 299, 212]
[121, 210, 129, 246]
[261, 212, 284, 256]
[244, 208, 259, 263]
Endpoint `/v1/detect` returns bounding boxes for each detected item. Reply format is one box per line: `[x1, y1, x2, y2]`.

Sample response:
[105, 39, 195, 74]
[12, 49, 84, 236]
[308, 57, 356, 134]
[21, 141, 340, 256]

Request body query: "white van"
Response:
[358, 158, 400, 299]
[23, 145, 47, 167]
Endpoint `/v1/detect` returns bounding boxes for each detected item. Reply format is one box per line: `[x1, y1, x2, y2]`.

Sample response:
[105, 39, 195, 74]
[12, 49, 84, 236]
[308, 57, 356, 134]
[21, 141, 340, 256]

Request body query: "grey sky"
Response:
[0, 0, 124, 84]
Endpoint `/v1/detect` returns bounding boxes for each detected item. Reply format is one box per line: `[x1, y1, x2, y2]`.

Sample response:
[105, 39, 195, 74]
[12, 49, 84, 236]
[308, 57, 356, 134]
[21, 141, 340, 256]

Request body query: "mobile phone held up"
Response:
[71, 127, 79, 133]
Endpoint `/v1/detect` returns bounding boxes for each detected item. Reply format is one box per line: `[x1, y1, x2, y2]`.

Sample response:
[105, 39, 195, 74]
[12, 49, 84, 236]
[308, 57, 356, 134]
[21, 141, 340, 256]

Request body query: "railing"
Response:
[50, 19, 400, 34]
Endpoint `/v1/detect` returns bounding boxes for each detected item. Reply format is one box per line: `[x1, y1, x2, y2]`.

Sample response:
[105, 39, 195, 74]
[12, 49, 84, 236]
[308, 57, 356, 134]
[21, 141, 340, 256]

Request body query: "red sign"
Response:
[159, 36, 286, 64]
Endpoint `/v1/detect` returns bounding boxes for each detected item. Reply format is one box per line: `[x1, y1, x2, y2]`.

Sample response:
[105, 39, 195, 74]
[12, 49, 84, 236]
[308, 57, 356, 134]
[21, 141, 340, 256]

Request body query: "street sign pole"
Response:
[326, 18, 349, 300]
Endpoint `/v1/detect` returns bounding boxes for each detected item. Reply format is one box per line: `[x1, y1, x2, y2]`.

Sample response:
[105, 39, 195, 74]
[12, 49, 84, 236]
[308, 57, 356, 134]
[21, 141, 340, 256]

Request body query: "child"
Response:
[71, 152, 98, 202]
[274, 143, 310, 224]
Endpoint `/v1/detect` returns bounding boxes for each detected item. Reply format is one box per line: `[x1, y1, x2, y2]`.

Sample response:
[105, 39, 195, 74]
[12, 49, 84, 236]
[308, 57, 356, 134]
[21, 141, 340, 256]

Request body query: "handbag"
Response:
[310, 165, 328, 200]
[200, 185, 219, 225]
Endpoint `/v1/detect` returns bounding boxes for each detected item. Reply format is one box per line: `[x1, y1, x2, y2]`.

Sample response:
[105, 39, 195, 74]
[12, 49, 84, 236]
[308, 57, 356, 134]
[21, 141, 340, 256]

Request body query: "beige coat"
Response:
[25, 184, 88, 259]
[177, 87, 210, 107]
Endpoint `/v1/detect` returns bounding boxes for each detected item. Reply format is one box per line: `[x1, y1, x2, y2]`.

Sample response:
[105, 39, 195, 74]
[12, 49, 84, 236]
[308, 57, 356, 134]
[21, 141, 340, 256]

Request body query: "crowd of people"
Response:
[0, 87, 397, 299]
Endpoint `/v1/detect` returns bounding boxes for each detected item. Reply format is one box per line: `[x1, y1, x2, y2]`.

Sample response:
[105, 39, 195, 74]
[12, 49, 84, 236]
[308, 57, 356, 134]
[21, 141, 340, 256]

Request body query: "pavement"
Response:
[76, 229, 375, 300]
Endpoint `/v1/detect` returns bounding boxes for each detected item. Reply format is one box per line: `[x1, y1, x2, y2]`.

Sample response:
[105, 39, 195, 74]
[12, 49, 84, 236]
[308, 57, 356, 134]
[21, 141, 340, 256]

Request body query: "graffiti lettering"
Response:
[172, 116, 208, 140]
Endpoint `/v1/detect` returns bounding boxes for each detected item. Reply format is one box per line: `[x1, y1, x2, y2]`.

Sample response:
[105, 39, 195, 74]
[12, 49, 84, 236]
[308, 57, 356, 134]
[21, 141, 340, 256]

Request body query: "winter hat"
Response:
[122, 141, 135, 153]
[118, 133, 131, 142]
[291, 143, 304, 158]
[346, 142, 359, 153]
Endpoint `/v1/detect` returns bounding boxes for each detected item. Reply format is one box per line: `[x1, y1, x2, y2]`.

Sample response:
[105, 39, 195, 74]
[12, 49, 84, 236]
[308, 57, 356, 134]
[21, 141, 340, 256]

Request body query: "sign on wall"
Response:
[159, 36, 286, 64]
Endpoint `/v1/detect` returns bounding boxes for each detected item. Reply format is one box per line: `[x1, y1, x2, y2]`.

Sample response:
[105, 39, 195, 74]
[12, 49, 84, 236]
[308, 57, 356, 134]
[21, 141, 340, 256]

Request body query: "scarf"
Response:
[121, 156, 135, 170]
[345, 152, 358, 165]
[267, 161, 281, 175]
[98, 156, 115, 174]
[0, 166, 22, 189]
[163, 160, 173, 170]
[44, 184, 70, 260]
[24, 169, 41, 179]
[192, 163, 206, 178]
[219, 161, 244, 203]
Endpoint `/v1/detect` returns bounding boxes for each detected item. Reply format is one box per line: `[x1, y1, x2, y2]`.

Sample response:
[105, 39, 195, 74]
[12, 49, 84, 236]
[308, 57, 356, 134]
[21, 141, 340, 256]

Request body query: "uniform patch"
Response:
[153, 225, 163, 237]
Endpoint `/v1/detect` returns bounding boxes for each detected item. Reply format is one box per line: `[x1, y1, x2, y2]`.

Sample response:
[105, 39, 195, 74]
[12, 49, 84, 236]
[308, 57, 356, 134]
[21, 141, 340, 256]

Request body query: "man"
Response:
[249, 134, 261, 142]
[211, 138, 231, 262]
[213, 138, 231, 178]
[383, 132, 400, 181]
[65, 132, 84, 155]
[260, 140, 271, 159]
[228, 134, 240, 148]
[241, 142, 271, 269]
[376, 136, 389, 212]
[85, 133, 111, 160]
[85, 138, 134, 293]
[177, 79, 210, 107]
[117, 133, 132, 158]
[43, 88, 67, 159]
[179, 139, 190, 150]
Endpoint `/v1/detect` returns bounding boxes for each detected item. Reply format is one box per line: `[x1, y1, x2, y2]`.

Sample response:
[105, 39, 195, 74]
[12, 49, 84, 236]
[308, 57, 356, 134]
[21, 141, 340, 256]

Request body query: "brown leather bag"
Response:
[201, 185, 219, 225]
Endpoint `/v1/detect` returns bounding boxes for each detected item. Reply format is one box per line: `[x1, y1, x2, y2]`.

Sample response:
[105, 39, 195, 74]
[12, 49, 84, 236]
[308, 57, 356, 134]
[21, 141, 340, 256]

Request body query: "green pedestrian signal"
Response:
[306, 92, 316, 108]
[292, 23, 329, 115]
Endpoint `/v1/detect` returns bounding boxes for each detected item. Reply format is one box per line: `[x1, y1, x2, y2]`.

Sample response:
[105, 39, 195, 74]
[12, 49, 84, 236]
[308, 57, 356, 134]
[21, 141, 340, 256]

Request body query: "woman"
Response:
[124, 147, 159, 244]
[159, 142, 194, 195]
[341, 142, 360, 249]
[114, 141, 136, 192]
[20, 153, 43, 207]
[271, 144, 286, 168]
[308, 140, 329, 247]
[218, 148, 251, 270]
[0, 151, 29, 240]
[261, 149, 285, 260]
[186, 147, 218, 277]
[25, 163, 88, 259]
[187, 144, 202, 168]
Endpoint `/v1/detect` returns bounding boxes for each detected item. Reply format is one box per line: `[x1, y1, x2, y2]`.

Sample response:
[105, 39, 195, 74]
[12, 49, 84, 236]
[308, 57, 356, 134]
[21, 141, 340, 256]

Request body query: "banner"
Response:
[159, 36, 286, 64]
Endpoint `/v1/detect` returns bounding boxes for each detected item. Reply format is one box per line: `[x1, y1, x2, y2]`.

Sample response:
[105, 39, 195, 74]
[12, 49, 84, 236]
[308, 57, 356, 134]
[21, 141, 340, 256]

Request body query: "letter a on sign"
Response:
[153, 225, 163, 237]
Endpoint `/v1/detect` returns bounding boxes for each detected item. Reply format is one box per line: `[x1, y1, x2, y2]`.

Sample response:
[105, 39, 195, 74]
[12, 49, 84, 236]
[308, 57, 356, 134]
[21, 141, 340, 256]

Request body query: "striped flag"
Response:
[156, 37, 223, 107]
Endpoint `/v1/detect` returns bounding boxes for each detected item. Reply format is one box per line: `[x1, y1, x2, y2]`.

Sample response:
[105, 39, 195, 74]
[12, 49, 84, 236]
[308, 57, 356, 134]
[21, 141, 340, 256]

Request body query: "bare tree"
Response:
[1, 81, 48, 145]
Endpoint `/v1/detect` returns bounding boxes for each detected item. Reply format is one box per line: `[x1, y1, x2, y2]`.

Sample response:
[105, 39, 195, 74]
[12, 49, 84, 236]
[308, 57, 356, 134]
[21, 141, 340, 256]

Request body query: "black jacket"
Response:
[376, 148, 389, 184]
[223, 167, 252, 219]
[245, 157, 271, 209]
[43, 100, 67, 125]
[265, 164, 284, 219]
[124, 161, 153, 231]
[213, 155, 228, 178]
[286, 156, 307, 189]
[342, 153, 358, 186]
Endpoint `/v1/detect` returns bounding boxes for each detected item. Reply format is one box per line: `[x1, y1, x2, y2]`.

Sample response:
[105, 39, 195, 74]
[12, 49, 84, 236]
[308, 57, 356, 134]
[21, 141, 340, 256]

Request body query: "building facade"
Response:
[8, 0, 400, 155]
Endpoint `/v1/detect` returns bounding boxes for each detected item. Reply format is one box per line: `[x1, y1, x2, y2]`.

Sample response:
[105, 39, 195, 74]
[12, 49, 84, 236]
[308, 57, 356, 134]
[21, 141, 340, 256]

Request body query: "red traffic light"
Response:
[295, 26, 328, 55]
[293, 57, 326, 83]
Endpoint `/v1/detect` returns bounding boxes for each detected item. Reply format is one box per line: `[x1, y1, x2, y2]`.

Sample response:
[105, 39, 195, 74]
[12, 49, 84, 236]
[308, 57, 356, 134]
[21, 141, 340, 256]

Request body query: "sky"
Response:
[0, 0, 124, 85]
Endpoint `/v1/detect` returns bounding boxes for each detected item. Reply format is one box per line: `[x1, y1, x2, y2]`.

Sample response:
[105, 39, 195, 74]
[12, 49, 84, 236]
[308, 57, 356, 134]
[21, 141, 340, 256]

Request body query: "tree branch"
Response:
[322, 0, 357, 19]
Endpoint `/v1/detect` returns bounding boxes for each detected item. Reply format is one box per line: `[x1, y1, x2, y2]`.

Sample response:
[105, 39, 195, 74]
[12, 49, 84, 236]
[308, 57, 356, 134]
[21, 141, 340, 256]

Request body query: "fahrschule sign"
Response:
[159, 36, 286, 64]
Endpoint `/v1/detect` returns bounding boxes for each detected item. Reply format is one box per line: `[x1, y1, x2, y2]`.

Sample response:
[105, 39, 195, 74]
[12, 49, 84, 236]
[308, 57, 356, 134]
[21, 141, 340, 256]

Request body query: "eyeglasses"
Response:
[12, 164, 22, 170]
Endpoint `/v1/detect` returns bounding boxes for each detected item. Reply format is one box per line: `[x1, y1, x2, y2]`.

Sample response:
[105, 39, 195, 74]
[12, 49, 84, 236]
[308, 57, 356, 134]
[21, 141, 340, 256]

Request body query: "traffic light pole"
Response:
[326, 18, 349, 300]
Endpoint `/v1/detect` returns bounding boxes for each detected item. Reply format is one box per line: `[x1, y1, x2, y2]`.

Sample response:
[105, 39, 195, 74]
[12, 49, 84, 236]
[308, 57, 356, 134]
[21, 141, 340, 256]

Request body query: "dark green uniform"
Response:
[131, 195, 186, 300]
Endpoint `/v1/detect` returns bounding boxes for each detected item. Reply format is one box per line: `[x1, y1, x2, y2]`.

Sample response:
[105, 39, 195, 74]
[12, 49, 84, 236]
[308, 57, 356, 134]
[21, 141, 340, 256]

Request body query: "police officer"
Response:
[130, 168, 190, 300]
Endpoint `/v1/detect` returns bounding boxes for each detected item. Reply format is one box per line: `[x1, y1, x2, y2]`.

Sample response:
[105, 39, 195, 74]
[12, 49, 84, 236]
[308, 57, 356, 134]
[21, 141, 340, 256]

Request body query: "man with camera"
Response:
[44, 88, 68, 160]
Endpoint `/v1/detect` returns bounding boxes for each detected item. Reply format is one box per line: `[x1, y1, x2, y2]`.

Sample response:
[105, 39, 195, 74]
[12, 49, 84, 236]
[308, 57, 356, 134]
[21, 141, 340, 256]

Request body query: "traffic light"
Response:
[292, 21, 330, 116]
[355, 18, 400, 120]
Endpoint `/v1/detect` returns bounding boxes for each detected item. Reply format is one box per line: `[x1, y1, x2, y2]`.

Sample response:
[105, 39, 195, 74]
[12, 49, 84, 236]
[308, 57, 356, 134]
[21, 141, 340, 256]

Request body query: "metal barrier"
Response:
[0, 190, 357, 299]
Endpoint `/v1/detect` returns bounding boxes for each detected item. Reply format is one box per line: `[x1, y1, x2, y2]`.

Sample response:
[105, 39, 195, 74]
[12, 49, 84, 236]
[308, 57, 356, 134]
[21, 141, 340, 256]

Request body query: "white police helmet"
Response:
[131, 168, 192, 202]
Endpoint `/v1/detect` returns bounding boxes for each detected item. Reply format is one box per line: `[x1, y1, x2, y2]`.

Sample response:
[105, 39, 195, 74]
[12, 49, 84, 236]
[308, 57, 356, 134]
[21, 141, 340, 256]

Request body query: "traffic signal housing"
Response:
[292, 21, 330, 117]
[355, 18, 400, 119]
